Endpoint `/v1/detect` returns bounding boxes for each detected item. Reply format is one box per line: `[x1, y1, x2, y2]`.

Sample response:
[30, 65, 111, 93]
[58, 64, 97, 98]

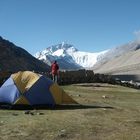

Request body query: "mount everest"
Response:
[34, 42, 108, 70]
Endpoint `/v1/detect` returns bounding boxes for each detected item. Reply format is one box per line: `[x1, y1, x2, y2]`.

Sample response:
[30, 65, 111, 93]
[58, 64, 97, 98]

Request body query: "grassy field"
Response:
[0, 83, 140, 140]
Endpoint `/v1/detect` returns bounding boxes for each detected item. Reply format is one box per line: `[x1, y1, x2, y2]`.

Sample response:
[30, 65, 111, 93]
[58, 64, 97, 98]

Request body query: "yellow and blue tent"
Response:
[0, 71, 77, 106]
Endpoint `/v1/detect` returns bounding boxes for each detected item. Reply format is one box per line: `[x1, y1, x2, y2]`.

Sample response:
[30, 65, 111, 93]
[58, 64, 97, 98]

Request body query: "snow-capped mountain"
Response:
[34, 42, 108, 70]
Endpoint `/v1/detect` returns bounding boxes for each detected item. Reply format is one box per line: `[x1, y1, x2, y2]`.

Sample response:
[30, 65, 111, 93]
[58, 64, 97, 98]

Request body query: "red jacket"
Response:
[51, 62, 59, 75]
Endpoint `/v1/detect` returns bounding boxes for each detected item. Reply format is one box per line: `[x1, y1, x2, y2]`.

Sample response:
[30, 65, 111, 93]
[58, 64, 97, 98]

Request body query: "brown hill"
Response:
[0, 36, 50, 72]
[93, 49, 140, 75]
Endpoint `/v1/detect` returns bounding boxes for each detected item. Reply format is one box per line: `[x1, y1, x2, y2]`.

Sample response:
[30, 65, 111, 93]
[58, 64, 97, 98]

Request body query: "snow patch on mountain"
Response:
[70, 51, 107, 68]
[52, 49, 65, 57]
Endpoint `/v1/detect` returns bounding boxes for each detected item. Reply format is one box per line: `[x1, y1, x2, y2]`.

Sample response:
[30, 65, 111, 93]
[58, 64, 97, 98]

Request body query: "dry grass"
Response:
[0, 83, 140, 140]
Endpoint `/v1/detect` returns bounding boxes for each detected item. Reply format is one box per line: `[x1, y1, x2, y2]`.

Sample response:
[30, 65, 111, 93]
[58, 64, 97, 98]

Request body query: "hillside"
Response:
[93, 40, 140, 75]
[93, 49, 140, 75]
[0, 36, 50, 72]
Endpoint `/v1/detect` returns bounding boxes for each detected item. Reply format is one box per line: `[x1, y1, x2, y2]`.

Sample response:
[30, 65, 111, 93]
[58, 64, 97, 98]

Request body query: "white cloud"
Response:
[133, 30, 140, 38]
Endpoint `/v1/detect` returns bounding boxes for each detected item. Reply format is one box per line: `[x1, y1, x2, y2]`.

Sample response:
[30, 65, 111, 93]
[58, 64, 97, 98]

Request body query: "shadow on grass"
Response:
[51, 104, 114, 110]
[74, 84, 117, 88]
[0, 104, 114, 110]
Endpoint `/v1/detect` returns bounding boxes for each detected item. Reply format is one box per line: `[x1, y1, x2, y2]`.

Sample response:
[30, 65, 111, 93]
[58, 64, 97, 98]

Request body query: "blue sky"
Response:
[0, 0, 140, 55]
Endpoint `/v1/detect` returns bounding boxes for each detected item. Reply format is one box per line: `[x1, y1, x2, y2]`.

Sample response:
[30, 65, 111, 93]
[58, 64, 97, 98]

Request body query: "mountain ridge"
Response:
[93, 39, 140, 74]
[0, 36, 50, 72]
[34, 43, 108, 70]
[1, 35, 140, 75]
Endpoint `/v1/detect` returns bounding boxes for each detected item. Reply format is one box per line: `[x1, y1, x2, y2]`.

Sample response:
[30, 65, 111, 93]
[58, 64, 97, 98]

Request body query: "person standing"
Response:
[51, 60, 59, 83]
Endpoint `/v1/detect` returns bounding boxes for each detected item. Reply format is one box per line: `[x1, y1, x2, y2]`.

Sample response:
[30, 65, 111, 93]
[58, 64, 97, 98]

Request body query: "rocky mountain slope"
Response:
[0, 36, 50, 72]
[93, 40, 140, 74]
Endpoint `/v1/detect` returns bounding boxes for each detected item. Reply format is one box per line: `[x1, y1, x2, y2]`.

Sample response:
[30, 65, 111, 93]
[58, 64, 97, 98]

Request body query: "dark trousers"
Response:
[52, 74, 58, 83]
